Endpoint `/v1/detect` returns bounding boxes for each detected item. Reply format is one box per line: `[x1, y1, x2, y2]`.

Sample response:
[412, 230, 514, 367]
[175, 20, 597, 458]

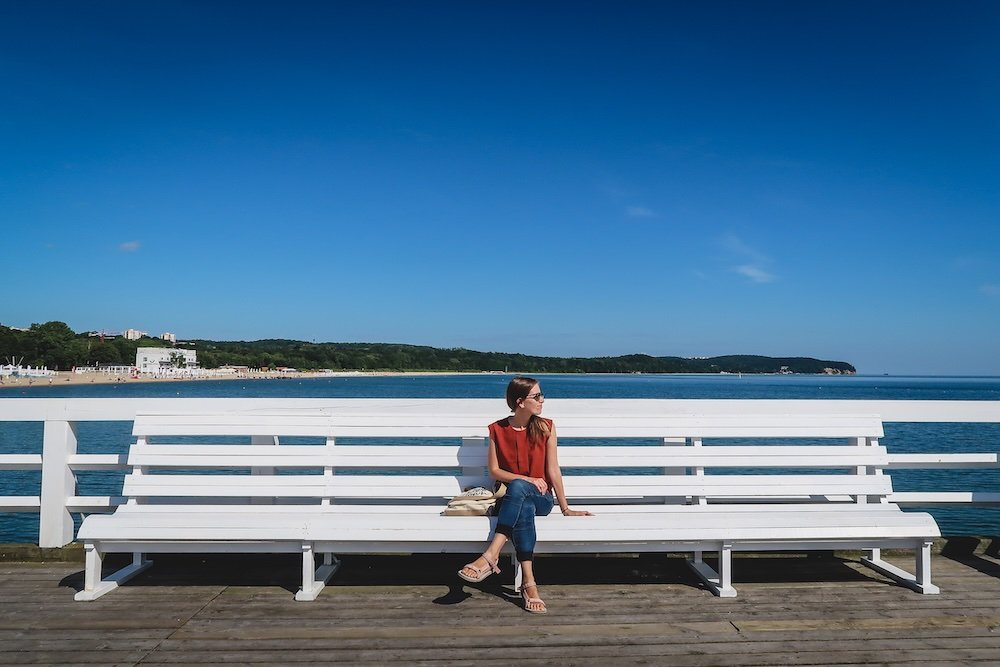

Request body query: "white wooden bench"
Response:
[75, 410, 941, 601]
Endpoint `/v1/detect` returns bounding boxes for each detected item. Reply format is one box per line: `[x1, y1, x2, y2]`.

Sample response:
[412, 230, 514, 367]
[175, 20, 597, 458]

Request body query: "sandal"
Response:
[458, 553, 500, 583]
[520, 580, 547, 614]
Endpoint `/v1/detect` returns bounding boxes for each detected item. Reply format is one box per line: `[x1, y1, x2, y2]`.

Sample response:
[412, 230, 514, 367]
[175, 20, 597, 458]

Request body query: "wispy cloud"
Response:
[981, 283, 1000, 297]
[721, 234, 765, 261]
[626, 206, 656, 218]
[735, 264, 776, 283]
[118, 241, 141, 252]
[721, 234, 776, 284]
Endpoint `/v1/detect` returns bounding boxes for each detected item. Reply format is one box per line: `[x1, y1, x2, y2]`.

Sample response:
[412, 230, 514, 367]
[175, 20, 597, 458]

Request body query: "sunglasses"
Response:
[525, 392, 544, 401]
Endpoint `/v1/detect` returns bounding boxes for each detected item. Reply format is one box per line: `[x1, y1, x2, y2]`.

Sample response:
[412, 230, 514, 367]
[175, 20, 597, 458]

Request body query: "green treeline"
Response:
[193, 339, 855, 374]
[1, 322, 857, 374]
[0, 322, 167, 370]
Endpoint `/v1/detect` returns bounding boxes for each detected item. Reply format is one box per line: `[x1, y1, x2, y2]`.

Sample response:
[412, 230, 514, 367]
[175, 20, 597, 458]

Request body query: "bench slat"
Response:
[128, 445, 336, 467]
[78, 507, 937, 543]
[126, 444, 889, 469]
[79, 508, 931, 530]
[121, 473, 892, 499]
[131, 412, 885, 439]
[561, 446, 888, 467]
[133, 413, 334, 437]
[123, 475, 329, 498]
[107, 501, 912, 514]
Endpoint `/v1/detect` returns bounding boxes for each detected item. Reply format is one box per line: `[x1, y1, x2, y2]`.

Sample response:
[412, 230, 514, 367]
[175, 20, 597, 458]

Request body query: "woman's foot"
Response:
[458, 552, 500, 583]
[520, 580, 547, 614]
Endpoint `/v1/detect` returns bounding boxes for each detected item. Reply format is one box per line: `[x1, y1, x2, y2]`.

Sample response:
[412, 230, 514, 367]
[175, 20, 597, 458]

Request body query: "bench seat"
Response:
[74, 410, 941, 601]
[79, 505, 937, 546]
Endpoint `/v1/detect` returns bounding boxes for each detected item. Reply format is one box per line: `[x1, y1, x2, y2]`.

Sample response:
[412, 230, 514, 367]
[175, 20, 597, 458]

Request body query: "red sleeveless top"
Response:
[489, 417, 552, 485]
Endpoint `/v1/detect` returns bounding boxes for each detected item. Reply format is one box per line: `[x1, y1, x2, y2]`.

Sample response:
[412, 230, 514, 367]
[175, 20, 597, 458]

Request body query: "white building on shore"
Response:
[123, 329, 148, 341]
[135, 348, 198, 376]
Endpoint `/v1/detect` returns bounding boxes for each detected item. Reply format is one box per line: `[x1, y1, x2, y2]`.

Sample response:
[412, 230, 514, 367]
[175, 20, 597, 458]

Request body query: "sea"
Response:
[1, 373, 998, 542]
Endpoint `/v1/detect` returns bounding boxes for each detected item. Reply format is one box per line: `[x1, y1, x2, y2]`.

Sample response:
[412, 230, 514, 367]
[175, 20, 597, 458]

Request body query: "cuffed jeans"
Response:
[494, 478, 554, 562]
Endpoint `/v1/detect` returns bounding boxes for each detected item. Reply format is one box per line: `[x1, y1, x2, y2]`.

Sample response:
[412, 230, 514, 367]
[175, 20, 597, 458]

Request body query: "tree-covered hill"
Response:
[191, 340, 855, 375]
[0, 322, 856, 374]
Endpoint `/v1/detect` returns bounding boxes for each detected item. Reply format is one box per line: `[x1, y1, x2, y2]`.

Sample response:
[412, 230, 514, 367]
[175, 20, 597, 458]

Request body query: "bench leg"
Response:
[294, 543, 340, 601]
[686, 542, 737, 598]
[74, 546, 153, 601]
[860, 540, 940, 594]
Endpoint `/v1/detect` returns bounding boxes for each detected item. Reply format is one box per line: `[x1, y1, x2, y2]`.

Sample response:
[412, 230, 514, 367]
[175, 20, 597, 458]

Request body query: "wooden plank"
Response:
[128, 445, 336, 467]
[137, 633, 1000, 652]
[131, 410, 885, 438]
[122, 474, 329, 497]
[124, 444, 890, 470]
[2, 551, 999, 665]
[132, 413, 334, 437]
[74, 645, 1000, 665]
[559, 445, 889, 468]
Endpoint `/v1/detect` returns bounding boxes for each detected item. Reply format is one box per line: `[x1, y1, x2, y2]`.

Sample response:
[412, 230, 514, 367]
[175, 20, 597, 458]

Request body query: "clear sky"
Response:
[2, 1, 998, 375]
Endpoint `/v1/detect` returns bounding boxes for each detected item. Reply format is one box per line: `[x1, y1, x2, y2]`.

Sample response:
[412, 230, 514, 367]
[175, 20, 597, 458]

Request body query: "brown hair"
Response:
[505, 376, 550, 444]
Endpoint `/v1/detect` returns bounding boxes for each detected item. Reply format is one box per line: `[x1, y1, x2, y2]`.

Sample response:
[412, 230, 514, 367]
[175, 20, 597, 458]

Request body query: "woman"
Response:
[458, 376, 592, 613]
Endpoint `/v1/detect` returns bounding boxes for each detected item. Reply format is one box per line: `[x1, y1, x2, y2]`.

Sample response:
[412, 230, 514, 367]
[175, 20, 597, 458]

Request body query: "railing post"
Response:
[40, 420, 78, 547]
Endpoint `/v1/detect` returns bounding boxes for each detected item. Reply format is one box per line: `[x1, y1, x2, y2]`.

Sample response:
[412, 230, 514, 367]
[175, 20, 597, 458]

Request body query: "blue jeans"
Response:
[494, 478, 554, 562]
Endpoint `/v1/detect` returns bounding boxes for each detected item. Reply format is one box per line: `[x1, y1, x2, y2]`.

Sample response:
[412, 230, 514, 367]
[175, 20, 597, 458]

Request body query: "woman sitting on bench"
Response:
[458, 376, 592, 613]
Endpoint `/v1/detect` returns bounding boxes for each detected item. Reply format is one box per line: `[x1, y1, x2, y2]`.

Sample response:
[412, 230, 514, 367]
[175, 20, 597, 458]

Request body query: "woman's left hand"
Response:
[561, 508, 594, 516]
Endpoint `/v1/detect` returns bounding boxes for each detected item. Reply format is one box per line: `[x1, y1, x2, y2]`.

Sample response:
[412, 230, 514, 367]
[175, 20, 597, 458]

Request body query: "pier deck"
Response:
[1, 544, 998, 666]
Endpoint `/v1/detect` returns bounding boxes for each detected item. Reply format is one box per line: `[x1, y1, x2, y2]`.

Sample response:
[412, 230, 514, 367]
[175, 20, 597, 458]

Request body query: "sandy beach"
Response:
[0, 371, 455, 391]
[0, 369, 479, 390]
[0, 371, 273, 389]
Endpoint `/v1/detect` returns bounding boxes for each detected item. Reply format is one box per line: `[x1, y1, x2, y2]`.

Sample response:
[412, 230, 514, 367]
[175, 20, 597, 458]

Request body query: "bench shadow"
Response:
[941, 536, 1000, 579]
[59, 553, 302, 595]
[58, 551, 892, 600]
[351, 552, 882, 598]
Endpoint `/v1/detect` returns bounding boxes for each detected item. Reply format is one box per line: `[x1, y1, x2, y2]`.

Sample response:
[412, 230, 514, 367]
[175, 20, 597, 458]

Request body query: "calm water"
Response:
[2, 374, 998, 541]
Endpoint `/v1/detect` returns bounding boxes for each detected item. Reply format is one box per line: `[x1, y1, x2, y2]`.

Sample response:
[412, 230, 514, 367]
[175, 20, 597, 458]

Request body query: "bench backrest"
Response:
[123, 411, 890, 507]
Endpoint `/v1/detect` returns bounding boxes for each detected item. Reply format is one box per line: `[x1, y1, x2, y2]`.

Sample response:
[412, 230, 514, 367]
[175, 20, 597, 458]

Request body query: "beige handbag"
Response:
[442, 483, 507, 516]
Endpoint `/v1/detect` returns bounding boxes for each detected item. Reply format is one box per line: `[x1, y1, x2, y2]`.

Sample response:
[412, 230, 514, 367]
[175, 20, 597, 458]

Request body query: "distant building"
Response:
[123, 329, 148, 341]
[160, 332, 177, 343]
[74, 364, 132, 375]
[135, 348, 197, 375]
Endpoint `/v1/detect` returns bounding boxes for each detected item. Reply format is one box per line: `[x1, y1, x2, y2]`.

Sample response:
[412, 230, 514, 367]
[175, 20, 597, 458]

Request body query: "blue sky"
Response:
[2, 1, 998, 375]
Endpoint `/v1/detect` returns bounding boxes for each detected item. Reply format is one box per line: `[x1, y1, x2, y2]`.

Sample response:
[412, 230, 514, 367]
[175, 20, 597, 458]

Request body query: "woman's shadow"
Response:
[434, 578, 521, 606]
[432, 557, 522, 607]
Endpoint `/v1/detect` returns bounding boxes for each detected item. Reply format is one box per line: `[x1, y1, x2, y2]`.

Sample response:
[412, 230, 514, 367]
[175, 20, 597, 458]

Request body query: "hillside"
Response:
[0, 323, 855, 374]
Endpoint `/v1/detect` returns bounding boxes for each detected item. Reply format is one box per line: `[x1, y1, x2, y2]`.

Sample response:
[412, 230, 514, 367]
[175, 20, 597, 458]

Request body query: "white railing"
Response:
[1, 398, 998, 547]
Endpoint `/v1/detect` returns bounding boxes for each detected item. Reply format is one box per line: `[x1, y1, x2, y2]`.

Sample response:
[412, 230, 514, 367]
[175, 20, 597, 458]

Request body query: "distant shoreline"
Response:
[0, 369, 465, 389]
[4, 370, 993, 391]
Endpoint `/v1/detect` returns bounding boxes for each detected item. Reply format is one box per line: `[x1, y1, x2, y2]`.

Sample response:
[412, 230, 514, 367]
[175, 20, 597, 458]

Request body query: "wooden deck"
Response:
[1, 543, 999, 666]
